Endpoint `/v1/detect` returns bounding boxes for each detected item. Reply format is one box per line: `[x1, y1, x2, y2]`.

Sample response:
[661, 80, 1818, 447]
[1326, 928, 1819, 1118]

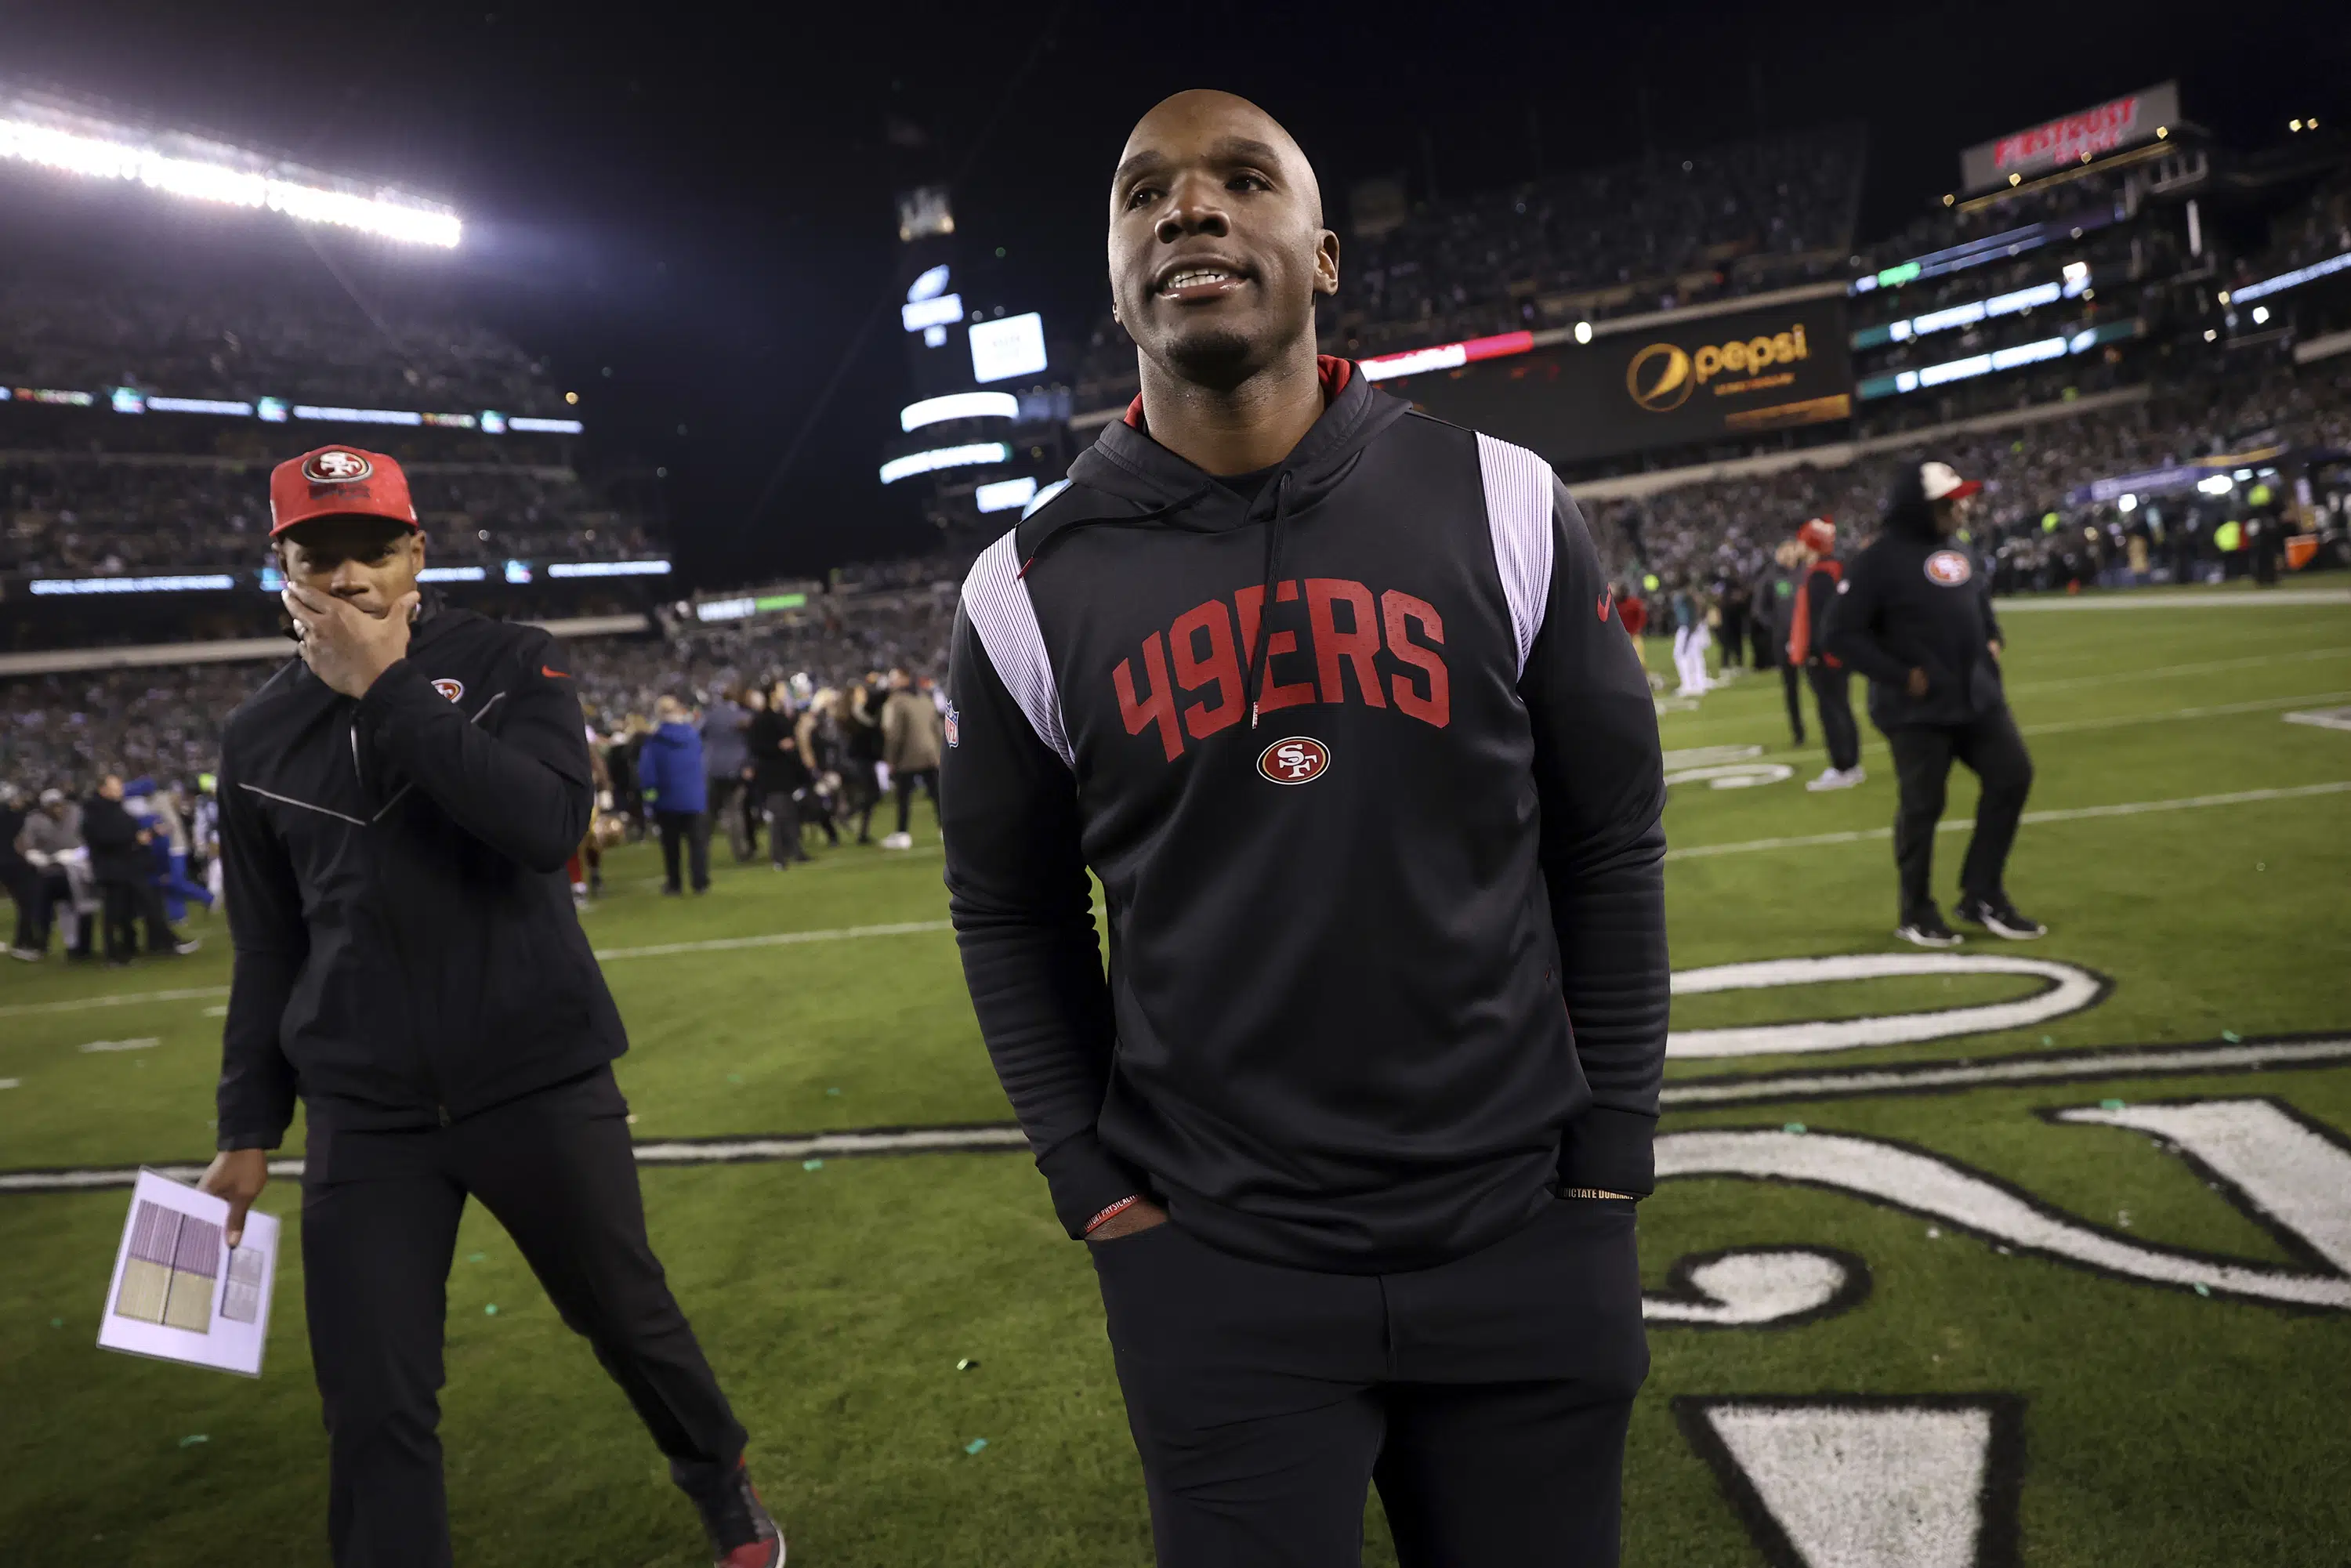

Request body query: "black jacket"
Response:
[213, 600, 623, 1150]
[1821, 510, 2006, 730]
[746, 709, 806, 791]
[81, 796, 150, 882]
[942, 361, 1668, 1273]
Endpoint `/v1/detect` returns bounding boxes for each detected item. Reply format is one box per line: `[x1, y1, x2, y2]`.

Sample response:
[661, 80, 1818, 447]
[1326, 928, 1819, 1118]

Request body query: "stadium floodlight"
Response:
[2118, 494, 2137, 512]
[2197, 475, 2234, 495]
[2228, 250, 2351, 305]
[546, 559, 671, 578]
[1574, 320, 1594, 345]
[901, 294, 965, 332]
[146, 396, 252, 416]
[975, 476, 1038, 513]
[415, 566, 488, 583]
[31, 574, 237, 596]
[696, 597, 758, 622]
[900, 391, 1019, 432]
[879, 442, 1011, 484]
[294, 404, 424, 425]
[0, 98, 461, 247]
[2253, 306, 2270, 325]
[508, 416, 585, 434]
[907, 265, 951, 303]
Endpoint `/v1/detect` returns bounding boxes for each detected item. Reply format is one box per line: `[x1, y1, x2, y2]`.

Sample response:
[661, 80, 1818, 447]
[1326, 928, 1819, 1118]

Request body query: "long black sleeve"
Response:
[357, 628, 592, 874]
[1820, 552, 1914, 687]
[1521, 479, 1670, 1197]
[940, 606, 1147, 1238]
[215, 733, 305, 1151]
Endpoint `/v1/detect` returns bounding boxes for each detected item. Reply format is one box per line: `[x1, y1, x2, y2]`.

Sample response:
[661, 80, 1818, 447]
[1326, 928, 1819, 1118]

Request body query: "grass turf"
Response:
[1, 594, 2347, 1563]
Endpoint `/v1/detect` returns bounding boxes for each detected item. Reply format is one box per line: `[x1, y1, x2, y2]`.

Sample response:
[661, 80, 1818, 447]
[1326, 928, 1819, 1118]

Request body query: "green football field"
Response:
[3, 589, 2349, 1566]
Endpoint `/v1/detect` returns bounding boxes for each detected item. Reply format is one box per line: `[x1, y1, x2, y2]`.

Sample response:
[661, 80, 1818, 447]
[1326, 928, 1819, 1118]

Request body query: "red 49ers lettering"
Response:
[1115, 578, 1450, 762]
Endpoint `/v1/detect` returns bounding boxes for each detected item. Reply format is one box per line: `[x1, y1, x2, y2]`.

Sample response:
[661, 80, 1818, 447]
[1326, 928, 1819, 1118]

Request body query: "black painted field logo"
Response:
[1257, 736, 1331, 785]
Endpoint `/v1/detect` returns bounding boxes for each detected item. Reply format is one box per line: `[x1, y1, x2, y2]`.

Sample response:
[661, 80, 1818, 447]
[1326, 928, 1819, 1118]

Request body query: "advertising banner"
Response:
[1959, 84, 2179, 194]
[1388, 299, 1853, 468]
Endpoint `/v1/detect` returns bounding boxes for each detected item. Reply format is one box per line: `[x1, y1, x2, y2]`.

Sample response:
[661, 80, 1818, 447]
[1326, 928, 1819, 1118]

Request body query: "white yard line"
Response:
[0, 986, 230, 1020]
[1665, 780, 2351, 863]
[2005, 645, 2351, 694]
[592, 919, 954, 961]
[1996, 588, 2351, 610]
[2016, 690, 2351, 737]
[9, 1037, 2343, 1193]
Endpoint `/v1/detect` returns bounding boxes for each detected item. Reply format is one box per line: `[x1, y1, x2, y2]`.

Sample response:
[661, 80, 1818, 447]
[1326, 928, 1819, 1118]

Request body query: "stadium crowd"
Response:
[1076, 126, 1865, 409]
[0, 267, 568, 415]
[2, 455, 663, 576]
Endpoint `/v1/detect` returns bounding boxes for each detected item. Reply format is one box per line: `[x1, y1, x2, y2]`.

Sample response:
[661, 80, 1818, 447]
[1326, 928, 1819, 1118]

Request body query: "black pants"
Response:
[893, 768, 938, 835]
[1092, 1199, 1646, 1567]
[1887, 708, 2034, 921]
[655, 809, 710, 893]
[1749, 618, 1777, 675]
[3, 859, 45, 951]
[705, 777, 751, 863]
[302, 1069, 747, 1567]
[1777, 650, 1805, 744]
[96, 875, 169, 960]
[1718, 610, 1746, 666]
[1806, 664, 1859, 771]
[762, 788, 808, 865]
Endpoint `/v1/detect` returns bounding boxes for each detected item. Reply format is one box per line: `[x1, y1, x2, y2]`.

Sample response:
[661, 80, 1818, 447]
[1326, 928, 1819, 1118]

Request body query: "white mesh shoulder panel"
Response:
[1475, 432, 1556, 674]
[960, 529, 1075, 768]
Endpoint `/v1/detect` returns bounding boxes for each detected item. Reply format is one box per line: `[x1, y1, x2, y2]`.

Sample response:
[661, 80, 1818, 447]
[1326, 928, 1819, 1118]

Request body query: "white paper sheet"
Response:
[96, 1167, 278, 1378]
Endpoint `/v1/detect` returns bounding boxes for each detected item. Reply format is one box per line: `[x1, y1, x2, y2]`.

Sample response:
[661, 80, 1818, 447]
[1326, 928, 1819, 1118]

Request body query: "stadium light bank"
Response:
[0, 89, 461, 248]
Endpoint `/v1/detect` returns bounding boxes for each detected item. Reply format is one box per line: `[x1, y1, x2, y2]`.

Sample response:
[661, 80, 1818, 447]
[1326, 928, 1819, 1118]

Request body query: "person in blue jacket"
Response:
[639, 696, 711, 896]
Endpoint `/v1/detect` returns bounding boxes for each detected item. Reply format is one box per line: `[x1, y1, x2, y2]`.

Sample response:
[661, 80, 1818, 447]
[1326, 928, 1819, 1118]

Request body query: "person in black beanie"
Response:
[1824, 460, 2046, 949]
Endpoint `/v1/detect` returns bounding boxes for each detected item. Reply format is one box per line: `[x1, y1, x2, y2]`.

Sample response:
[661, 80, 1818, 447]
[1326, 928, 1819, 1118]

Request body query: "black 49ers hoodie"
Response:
[941, 360, 1668, 1273]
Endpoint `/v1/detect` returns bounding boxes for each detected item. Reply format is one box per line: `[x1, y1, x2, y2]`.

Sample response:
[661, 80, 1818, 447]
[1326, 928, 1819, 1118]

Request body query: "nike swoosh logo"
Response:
[542, 665, 571, 678]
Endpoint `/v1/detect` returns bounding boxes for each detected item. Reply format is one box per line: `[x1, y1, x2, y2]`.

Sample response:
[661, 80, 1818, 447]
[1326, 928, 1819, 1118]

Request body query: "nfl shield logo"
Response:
[944, 702, 960, 748]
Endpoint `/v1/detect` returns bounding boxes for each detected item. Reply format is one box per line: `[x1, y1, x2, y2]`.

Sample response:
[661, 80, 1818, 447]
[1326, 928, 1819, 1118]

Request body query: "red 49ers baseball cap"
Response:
[269, 446, 420, 538]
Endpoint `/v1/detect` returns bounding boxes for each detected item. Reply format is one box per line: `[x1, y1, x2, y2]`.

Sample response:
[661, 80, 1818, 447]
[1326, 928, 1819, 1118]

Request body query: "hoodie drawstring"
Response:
[1244, 470, 1295, 731]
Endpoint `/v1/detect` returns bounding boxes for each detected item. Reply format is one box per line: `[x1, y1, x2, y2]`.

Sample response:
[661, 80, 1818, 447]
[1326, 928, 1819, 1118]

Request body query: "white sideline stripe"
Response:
[2017, 690, 2351, 737]
[1664, 780, 2351, 862]
[2006, 644, 2351, 693]
[9, 1038, 2345, 1193]
[592, 920, 953, 961]
[9, 784, 2343, 1014]
[0, 986, 230, 1019]
[1997, 588, 2351, 610]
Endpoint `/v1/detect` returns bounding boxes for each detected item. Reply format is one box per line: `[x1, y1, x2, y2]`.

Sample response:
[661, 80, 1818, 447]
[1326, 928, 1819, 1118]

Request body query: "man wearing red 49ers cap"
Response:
[198, 445, 784, 1567]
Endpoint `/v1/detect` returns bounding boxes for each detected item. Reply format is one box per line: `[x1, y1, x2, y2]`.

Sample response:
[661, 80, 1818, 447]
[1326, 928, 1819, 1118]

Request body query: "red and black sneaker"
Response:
[686, 1461, 784, 1568]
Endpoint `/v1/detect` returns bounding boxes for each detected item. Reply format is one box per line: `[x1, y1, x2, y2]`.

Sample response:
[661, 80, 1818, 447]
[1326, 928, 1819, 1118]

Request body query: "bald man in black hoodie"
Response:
[943, 90, 1664, 1568]
[1824, 461, 2046, 949]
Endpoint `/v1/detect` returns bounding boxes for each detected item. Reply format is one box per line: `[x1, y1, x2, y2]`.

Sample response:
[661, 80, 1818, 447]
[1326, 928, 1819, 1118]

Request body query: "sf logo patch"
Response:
[1257, 735, 1331, 786]
[1925, 549, 1973, 586]
[303, 449, 372, 483]
[431, 678, 465, 703]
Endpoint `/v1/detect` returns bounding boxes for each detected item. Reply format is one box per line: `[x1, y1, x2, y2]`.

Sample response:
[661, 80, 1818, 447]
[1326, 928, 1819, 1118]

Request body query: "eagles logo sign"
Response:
[1257, 736, 1331, 786]
[302, 449, 372, 483]
[1925, 549, 1974, 586]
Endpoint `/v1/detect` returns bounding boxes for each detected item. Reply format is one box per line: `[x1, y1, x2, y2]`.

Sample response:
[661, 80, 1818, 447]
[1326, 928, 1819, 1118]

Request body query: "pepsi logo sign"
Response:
[431, 678, 465, 703]
[1257, 735, 1331, 785]
[303, 449, 372, 483]
[1925, 549, 1974, 586]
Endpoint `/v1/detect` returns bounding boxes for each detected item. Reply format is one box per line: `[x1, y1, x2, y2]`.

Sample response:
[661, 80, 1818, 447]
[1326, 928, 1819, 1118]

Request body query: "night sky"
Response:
[2, 0, 2342, 586]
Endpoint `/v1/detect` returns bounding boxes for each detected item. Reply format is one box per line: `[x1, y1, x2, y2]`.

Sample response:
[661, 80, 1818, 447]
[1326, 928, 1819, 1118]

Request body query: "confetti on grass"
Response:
[2221, 1030, 2242, 1043]
[467, 1253, 487, 1263]
[1782, 1122, 1806, 1135]
[179, 1435, 208, 1448]
[963, 1439, 988, 1455]
[802, 1159, 824, 1171]
[50, 1318, 63, 1328]
[484, 1304, 500, 1316]
[2100, 1099, 2126, 1110]
[956, 1358, 977, 1372]
[2193, 1284, 2212, 1298]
